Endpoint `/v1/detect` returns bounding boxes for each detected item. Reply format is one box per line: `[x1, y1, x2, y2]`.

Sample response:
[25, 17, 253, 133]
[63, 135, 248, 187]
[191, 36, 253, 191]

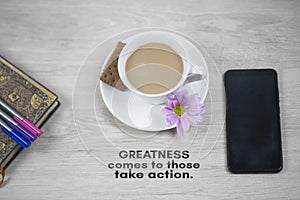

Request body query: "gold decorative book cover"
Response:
[0, 56, 59, 169]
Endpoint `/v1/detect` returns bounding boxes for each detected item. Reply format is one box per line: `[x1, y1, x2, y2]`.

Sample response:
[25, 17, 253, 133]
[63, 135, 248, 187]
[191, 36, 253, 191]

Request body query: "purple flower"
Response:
[164, 90, 205, 136]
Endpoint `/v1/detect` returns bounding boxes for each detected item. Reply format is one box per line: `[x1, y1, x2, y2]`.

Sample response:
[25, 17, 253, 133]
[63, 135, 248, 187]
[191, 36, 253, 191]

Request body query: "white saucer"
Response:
[100, 31, 209, 131]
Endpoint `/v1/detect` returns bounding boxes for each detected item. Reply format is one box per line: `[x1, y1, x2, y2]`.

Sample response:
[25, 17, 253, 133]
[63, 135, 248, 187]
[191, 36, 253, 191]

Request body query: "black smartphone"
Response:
[224, 69, 283, 173]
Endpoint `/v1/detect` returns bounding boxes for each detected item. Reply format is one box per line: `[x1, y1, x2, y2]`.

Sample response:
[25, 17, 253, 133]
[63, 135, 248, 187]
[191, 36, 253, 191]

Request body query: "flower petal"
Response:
[167, 114, 179, 126]
[176, 119, 185, 136]
[181, 98, 188, 106]
[185, 94, 201, 107]
[186, 103, 205, 116]
[165, 99, 172, 108]
[184, 113, 198, 126]
[174, 90, 187, 104]
[199, 104, 205, 114]
[181, 92, 189, 106]
[198, 114, 204, 122]
[187, 108, 202, 115]
[180, 116, 191, 133]
[164, 107, 174, 115]
[172, 99, 179, 108]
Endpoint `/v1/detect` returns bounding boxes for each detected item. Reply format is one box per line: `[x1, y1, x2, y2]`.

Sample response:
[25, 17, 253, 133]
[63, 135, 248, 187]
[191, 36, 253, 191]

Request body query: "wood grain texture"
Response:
[0, 0, 299, 199]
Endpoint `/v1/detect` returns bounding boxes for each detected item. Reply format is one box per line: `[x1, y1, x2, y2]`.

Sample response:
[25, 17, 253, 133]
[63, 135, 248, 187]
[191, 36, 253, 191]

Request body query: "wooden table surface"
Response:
[0, 0, 299, 199]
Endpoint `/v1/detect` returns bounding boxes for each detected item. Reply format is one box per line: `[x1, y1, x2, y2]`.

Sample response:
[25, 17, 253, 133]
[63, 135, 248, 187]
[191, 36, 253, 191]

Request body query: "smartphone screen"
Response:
[224, 69, 283, 173]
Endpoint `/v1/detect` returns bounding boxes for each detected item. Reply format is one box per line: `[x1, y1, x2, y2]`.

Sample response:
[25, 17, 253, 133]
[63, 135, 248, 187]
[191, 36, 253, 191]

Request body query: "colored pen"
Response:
[0, 109, 37, 141]
[0, 98, 42, 136]
[0, 118, 31, 148]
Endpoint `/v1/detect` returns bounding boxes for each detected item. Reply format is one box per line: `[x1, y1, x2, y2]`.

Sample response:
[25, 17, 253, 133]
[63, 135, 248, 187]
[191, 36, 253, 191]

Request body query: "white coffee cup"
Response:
[118, 31, 201, 104]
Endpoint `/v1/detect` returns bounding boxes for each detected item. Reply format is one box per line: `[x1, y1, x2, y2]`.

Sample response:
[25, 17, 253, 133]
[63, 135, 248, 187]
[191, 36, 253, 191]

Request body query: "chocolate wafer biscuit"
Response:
[100, 42, 126, 91]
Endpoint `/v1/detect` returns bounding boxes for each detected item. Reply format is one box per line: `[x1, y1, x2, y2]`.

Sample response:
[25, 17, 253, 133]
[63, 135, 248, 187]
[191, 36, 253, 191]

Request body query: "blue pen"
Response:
[0, 118, 31, 148]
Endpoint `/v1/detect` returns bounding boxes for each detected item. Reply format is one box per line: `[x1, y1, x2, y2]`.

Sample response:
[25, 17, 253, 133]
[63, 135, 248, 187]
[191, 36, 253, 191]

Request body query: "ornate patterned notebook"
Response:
[0, 56, 59, 169]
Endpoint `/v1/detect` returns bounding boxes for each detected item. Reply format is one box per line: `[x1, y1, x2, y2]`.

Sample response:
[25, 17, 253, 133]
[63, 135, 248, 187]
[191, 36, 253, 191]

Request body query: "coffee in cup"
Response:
[125, 42, 183, 95]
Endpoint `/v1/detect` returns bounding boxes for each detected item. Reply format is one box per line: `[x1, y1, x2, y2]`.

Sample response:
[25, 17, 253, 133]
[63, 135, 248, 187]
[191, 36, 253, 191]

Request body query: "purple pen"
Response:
[0, 98, 42, 136]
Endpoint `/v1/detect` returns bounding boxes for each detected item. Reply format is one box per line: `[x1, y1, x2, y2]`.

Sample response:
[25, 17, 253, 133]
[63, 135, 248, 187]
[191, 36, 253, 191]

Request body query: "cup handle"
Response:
[183, 70, 206, 85]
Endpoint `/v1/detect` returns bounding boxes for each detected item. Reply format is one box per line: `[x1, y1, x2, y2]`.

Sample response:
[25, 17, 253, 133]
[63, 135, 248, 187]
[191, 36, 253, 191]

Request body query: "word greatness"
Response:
[118, 149, 189, 159]
[107, 150, 201, 180]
